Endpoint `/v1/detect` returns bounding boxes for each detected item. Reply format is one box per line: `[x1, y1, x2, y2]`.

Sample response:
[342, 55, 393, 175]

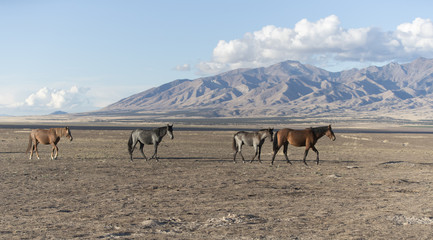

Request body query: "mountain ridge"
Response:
[101, 58, 433, 119]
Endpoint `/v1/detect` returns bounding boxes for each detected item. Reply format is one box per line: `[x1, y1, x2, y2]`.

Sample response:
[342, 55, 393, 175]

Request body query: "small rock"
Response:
[141, 220, 160, 228]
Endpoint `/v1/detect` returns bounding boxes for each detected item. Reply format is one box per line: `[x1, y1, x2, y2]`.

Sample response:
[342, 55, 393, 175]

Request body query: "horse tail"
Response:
[273, 130, 279, 152]
[232, 134, 238, 151]
[26, 134, 32, 154]
[127, 131, 134, 154]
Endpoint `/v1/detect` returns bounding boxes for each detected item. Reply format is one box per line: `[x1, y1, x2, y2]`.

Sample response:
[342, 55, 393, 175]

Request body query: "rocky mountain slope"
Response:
[101, 58, 433, 119]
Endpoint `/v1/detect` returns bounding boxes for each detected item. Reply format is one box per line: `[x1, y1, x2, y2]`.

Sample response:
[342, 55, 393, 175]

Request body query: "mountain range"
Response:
[100, 57, 433, 119]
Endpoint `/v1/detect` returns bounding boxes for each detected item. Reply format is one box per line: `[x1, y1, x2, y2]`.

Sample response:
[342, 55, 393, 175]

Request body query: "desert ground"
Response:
[1, 125, 433, 239]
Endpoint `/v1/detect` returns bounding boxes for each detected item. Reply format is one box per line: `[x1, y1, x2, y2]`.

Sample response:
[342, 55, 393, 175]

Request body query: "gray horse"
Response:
[232, 128, 273, 163]
[127, 124, 174, 161]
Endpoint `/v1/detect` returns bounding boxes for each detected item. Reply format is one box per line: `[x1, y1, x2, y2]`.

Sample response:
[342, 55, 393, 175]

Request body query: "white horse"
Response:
[232, 128, 273, 163]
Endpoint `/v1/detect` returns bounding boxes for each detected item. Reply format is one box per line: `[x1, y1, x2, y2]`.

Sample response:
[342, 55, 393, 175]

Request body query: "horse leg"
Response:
[34, 142, 40, 160]
[251, 144, 258, 163]
[51, 146, 54, 160]
[50, 143, 56, 160]
[236, 143, 245, 163]
[54, 145, 59, 159]
[129, 139, 139, 161]
[139, 142, 148, 161]
[233, 140, 240, 163]
[233, 150, 238, 163]
[239, 152, 245, 163]
[312, 146, 319, 165]
[257, 145, 262, 163]
[150, 143, 159, 161]
[271, 152, 276, 165]
[271, 145, 281, 165]
[303, 148, 310, 165]
[238, 150, 245, 163]
[49, 142, 59, 160]
[29, 142, 34, 160]
[283, 143, 292, 164]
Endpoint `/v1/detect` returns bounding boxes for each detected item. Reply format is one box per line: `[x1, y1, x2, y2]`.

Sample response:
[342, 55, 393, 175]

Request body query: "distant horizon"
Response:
[2, 57, 431, 117]
[100, 57, 433, 123]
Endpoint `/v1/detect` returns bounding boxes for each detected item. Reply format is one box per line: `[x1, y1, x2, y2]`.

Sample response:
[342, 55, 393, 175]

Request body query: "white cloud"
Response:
[47, 89, 66, 108]
[396, 18, 433, 53]
[5, 86, 93, 115]
[25, 86, 89, 110]
[175, 63, 191, 71]
[0, 83, 154, 116]
[25, 87, 49, 106]
[197, 15, 433, 75]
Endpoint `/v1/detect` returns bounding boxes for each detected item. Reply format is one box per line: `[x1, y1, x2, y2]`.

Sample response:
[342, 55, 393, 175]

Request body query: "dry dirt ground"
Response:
[1, 127, 433, 239]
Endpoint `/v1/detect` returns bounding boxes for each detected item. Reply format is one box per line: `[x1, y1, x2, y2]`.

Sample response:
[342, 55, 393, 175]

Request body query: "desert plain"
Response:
[1, 123, 433, 239]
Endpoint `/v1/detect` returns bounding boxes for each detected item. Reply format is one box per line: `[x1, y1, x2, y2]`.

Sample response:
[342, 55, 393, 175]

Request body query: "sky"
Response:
[1, 0, 433, 116]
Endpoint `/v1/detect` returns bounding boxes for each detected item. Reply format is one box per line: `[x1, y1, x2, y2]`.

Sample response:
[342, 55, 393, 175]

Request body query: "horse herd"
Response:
[25, 124, 336, 165]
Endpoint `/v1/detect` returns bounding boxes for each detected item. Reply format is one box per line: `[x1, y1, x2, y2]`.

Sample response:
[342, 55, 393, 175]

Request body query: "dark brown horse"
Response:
[26, 127, 73, 160]
[271, 125, 336, 165]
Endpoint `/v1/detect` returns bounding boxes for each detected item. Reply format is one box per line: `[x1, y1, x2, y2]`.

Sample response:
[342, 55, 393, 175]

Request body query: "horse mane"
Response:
[49, 128, 60, 135]
[258, 128, 272, 132]
[51, 127, 64, 136]
[49, 127, 71, 138]
[311, 126, 328, 137]
[155, 126, 168, 136]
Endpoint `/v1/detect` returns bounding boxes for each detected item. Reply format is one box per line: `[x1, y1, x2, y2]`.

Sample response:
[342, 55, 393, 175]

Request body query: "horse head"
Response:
[167, 124, 174, 139]
[326, 125, 336, 141]
[268, 128, 274, 142]
[65, 127, 73, 141]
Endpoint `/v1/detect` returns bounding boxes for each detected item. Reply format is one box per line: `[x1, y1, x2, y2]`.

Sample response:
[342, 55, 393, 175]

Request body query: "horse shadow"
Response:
[131, 156, 233, 162]
[270, 159, 359, 165]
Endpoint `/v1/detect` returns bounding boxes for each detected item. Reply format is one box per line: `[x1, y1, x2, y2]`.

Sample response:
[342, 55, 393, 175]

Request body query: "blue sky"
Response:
[1, 0, 433, 116]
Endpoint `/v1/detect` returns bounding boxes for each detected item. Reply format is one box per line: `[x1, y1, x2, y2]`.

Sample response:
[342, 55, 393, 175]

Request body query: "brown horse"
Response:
[271, 125, 336, 165]
[26, 127, 73, 160]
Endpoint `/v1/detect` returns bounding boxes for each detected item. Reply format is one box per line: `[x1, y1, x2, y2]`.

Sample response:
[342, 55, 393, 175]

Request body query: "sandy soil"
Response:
[1, 127, 433, 239]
